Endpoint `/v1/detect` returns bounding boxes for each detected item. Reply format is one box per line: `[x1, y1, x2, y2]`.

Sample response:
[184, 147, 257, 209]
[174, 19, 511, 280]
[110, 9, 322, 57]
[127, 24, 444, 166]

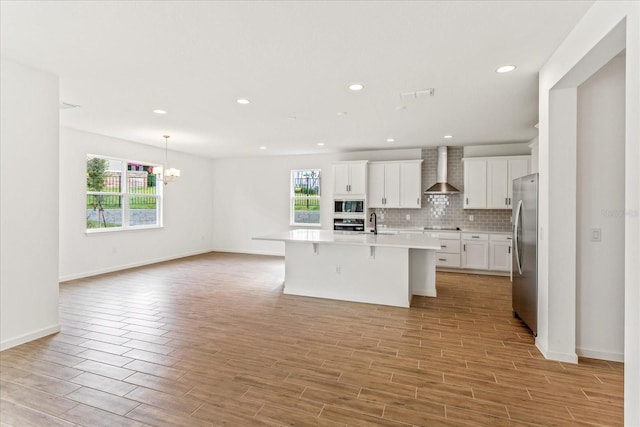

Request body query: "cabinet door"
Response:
[333, 164, 350, 196]
[489, 241, 511, 271]
[487, 159, 509, 209]
[463, 160, 487, 209]
[383, 163, 401, 208]
[507, 158, 530, 207]
[368, 163, 386, 207]
[349, 163, 367, 196]
[462, 240, 489, 269]
[400, 162, 422, 208]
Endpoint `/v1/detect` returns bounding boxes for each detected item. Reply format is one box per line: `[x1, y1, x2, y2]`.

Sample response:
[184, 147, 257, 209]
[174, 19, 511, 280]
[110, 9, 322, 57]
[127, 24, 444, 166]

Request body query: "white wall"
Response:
[528, 137, 539, 174]
[1, 59, 61, 350]
[538, 1, 639, 423]
[212, 153, 336, 256]
[576, 55, 625, 361]
[59, 128, 215, 281]
[463, 142, 531, 158]
[211, 149, 419, 255]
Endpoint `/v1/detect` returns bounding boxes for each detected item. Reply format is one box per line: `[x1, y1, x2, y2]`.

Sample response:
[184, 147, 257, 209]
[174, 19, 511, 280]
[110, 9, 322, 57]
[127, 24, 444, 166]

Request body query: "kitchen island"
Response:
[253, 229, 441, 308]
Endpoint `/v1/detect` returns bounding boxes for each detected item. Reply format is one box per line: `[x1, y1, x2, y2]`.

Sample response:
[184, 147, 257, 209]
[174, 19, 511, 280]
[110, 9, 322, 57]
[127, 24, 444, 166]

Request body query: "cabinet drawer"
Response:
[489, 233, 512, 242]
[438, 239, 461, 254]
[436, 253, 460, 268]
[462, 233, 488, 241]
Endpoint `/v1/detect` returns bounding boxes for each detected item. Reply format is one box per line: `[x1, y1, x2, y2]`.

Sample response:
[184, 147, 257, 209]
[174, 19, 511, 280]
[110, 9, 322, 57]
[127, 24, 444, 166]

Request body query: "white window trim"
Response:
[290, 169, 321, 227]
[86, 154, 163, 234]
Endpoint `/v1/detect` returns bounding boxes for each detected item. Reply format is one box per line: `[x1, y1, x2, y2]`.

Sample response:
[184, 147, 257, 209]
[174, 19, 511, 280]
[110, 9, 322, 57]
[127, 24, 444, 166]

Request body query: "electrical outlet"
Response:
[380, 213, 384, 220]
[469, 215, 474, 221]
[591, 228, 601, 242]
[336, 265, 341, 274]
[406, 214, 410, 221]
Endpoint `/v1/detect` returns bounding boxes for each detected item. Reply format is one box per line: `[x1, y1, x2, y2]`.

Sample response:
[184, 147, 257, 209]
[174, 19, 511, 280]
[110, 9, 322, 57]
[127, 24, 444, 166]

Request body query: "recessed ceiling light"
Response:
[317, 142, 325, 146]
[496, 65, 516, 73]
[387, 138, 395, 143]
[259, 146, 267, 150]
[152, 109, 167, 115]
[444, 135, 453, 139]
[348, 83, 364, 91]
[237, 98, 250, 105]
[337, 112, 348, 117]
[287, 116, 297, 121]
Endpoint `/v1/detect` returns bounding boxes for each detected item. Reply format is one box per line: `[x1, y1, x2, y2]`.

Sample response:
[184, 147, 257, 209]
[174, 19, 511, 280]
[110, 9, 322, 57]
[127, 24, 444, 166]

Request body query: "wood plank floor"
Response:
[0, 252, 623, 426]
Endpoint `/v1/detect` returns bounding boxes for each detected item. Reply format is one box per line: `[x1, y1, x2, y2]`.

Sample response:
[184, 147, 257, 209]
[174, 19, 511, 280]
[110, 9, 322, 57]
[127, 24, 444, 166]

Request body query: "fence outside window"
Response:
[86, 156, 162, 231]
[291, 169, 321, 226]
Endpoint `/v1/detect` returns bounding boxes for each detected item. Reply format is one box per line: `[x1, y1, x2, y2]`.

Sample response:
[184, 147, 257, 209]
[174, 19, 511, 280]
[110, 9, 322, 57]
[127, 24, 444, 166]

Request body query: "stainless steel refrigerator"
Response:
[512, 173, 538, 336]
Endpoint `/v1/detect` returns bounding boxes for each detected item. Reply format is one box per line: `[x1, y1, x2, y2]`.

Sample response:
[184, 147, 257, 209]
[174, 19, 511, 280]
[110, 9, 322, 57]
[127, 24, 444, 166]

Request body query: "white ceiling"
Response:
[1, 1, 593, 159]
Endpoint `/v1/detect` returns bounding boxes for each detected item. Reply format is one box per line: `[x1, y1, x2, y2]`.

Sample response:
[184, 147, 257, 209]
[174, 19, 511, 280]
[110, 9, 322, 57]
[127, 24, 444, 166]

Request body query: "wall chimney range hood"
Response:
[424, 146, 460, 194]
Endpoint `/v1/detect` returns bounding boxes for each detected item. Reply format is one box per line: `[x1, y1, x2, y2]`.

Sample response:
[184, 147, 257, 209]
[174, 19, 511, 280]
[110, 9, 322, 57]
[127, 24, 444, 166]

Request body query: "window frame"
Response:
[86, 154, 163, 233]
[290, 169, 322, 227]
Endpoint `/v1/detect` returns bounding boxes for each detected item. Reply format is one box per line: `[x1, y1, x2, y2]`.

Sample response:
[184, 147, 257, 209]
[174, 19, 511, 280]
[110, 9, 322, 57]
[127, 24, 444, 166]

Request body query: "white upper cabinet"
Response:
[333, 161, 368, 197]
[368, 163, 387, 207]
[465, 156, 530, 209]
[507, 158, 530, 206]
[368, 160, 422, 208]
[487, 157, 530, 209]
[463, 159, 487, 209]
[400, 161, 422, 208]
[487, 159, 509, 209]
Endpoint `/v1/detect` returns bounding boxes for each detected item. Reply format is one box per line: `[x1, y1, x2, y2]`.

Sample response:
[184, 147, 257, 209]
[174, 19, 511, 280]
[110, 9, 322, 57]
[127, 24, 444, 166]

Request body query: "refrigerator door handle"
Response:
[514, 199, 524, 275]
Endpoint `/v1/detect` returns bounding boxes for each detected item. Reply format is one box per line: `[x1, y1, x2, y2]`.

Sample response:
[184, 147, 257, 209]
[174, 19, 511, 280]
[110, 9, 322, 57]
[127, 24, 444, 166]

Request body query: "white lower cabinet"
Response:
[488, 234, 512, 272]
[425, 232, 461, 268]
[392, 229, 510, 274]
[461, 233, 488, 270]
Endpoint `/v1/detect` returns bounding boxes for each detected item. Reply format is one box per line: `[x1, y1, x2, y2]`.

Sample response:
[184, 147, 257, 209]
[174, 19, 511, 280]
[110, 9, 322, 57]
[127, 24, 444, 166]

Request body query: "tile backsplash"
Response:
[370, 147, 513, 232]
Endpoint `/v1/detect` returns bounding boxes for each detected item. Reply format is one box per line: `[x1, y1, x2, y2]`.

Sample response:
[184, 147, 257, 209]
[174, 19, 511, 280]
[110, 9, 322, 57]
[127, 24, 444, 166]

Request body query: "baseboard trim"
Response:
[436, 267, 510, 277]
[536, 338, 579, 363]
[59, 249, 214, 282]
[1, 323, 61, 351]
[576, 347, 624, 362]
[211, 248, 284, 257]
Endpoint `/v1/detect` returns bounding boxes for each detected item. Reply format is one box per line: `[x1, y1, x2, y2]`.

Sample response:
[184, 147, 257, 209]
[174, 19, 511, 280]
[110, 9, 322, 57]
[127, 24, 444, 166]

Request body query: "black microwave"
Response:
[334, 200, 364, 214]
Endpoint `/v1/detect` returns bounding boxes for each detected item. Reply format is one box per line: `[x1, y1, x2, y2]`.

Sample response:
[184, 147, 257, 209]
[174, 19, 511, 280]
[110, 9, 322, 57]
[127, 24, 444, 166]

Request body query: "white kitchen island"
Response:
[253, 229, 441, 308]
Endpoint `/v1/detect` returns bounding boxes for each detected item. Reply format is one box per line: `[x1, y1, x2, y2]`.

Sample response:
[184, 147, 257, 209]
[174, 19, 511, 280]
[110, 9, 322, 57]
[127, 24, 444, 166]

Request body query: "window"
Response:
[86, 155, 162, 231]
[291, 169, 321, 226]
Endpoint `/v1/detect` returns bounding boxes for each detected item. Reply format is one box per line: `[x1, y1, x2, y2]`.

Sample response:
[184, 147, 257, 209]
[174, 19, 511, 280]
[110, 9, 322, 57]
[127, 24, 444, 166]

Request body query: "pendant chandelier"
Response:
[153, 135, 180, 185]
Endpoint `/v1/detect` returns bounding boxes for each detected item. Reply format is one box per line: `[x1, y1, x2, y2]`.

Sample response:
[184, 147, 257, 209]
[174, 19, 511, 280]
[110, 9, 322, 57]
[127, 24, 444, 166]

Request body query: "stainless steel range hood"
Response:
[424, 146, 460, 194]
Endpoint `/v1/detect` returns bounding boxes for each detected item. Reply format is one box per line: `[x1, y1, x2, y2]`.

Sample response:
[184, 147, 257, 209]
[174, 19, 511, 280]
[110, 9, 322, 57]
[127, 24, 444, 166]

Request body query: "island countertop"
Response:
[254, 229, 442, 250]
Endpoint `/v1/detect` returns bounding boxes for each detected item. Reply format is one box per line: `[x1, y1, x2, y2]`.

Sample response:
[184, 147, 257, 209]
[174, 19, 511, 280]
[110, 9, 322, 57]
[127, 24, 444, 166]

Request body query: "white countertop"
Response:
[254, 229, 441, 250]
[374, 226, 512, 236]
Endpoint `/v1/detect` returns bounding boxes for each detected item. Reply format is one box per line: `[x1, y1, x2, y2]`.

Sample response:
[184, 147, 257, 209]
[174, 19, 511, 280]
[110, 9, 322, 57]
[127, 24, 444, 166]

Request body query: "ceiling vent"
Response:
[399, 88, 434, 101]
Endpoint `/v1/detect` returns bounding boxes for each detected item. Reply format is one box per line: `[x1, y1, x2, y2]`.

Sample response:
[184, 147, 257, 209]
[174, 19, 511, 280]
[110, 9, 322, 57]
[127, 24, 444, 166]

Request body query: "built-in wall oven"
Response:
[333, 199, 365, 232]
[333, 217, 365, 232]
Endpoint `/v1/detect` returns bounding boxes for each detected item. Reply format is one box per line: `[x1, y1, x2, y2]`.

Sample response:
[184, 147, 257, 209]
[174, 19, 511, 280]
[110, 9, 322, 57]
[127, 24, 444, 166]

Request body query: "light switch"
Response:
[591, 228, 601, 242]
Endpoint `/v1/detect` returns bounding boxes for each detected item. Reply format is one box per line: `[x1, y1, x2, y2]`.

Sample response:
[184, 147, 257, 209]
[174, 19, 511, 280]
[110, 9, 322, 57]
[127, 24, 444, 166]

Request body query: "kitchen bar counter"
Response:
[254, 230, 440, 308]
[256, 229, 441, 249]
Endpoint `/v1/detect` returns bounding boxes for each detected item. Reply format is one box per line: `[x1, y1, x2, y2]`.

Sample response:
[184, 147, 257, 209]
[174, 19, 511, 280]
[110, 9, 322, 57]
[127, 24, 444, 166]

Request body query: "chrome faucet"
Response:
[369, 212, 377, 235]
